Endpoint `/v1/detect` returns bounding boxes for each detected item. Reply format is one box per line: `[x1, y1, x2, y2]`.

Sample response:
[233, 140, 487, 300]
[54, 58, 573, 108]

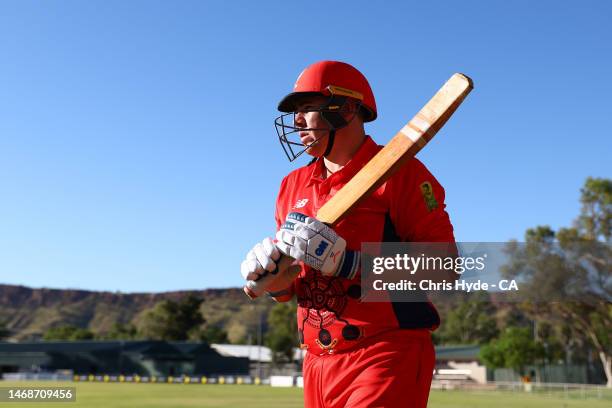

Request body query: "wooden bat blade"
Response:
[244, 73, 473, 299]
[316, 73, 473, 225]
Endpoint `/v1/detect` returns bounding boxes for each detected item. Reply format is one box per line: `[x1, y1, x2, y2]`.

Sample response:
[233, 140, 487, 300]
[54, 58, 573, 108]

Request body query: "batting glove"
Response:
[240, 237, 281, 281]
[276, 212, 359, 278]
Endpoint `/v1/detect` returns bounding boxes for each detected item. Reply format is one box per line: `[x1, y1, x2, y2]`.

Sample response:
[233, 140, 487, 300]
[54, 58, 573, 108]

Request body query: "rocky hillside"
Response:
[0, 284, 518, 343]
[0, 284, 269, 341]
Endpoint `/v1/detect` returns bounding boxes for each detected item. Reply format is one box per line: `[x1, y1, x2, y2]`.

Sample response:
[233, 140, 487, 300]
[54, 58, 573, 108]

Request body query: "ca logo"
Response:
[315, 241, 329, 256]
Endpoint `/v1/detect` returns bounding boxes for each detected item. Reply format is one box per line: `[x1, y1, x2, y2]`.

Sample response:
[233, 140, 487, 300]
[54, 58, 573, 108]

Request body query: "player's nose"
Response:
[294, 111, 306, 128]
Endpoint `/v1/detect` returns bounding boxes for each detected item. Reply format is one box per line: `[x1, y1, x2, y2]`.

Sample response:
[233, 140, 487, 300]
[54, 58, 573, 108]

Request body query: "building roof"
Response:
[434, 345, 481, 361]
[210, 344, 306, 362]
[0, 341, 215, 359]
[0, 341, 479, 362]
[0, 341, 126, 353]
[211, 344, 272, 363]
[169, 342, 214, 355]
[210, 343, 479, 363]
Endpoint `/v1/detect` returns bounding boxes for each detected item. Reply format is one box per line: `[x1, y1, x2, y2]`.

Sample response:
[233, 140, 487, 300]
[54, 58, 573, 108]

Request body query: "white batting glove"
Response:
[240, 237, 281, 281]
[276, 212, 347, 276]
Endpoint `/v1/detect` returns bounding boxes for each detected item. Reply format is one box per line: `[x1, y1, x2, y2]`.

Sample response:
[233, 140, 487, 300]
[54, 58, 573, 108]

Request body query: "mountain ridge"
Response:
[0, 283, 255, 341]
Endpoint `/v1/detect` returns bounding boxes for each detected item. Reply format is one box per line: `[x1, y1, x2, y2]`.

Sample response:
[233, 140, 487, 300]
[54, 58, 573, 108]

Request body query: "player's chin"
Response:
[304, 145, 325, 158]
[303, 136, 327, 157]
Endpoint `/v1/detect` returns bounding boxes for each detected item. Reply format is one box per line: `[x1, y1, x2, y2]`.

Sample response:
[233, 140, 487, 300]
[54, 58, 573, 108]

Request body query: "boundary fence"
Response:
[432, 380, 610, 400]
[2, 373, 609, 399]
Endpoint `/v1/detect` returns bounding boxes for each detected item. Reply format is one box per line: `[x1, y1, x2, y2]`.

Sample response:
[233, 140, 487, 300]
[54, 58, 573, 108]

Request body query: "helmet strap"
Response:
[320, 95, 347, 158]
[323, 129, 336, 158]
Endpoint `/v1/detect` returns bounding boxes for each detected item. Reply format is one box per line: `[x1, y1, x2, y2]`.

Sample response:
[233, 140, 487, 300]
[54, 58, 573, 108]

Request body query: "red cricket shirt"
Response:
[274, 136, 455, 355]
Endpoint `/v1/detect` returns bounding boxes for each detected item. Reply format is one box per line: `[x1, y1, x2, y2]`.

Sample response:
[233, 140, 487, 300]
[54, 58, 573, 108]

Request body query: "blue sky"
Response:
[0, 1, 610, 292]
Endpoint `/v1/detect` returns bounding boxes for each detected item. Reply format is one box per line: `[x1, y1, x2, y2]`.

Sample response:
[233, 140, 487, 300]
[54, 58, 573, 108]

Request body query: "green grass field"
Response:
[1, 381, 610, 407]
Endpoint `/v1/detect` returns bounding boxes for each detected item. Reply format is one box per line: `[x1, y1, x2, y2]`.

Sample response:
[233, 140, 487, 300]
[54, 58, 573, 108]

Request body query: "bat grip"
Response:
[243, 254, 301, 299]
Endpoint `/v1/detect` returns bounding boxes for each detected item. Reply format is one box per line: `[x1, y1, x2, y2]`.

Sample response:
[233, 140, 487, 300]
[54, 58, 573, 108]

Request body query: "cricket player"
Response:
[241, 61, 456, 407]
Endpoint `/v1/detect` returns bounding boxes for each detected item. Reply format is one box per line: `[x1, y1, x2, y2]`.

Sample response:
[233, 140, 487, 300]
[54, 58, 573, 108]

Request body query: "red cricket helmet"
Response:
[278, 61, 377, 122]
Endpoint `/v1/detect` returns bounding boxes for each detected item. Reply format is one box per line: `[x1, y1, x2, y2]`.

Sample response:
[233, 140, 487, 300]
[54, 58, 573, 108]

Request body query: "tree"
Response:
[138, 295, 205, 341]
[435, 292, 499, 345]
[225, 304, 269, 344]
[480, 327, 544, 375]
[578, 177, 611, 240]
[265, 302, 297, 364]
[502, 178, 611, 387]
[43, 325, 94, 340]
[102, 322, 139, 340]
[196, 325, 228, 344]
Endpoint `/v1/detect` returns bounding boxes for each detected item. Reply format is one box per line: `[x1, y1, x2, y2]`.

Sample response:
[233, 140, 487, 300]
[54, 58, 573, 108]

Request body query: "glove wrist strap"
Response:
[335, 250, 360, 279]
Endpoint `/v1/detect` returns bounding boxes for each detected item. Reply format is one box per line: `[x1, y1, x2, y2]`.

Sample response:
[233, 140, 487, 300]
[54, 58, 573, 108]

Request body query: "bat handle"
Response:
[243, 254, 301, 299]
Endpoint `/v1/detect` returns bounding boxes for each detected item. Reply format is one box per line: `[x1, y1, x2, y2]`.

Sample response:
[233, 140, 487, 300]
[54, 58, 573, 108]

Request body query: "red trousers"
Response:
[303, 330, 435, 408]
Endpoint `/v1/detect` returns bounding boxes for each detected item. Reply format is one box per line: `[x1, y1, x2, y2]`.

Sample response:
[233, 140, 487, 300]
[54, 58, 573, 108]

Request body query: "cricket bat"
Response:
[244, 73, 473, 299]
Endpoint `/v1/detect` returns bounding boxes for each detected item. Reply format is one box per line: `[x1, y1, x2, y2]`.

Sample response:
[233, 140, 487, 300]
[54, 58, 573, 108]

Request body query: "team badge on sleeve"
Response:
[420, 181, 439, 211]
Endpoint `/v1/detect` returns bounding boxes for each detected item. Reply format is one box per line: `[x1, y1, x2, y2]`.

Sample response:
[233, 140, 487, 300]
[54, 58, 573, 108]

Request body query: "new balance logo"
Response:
[330, 251, 342, 265]
[293, 198, 309, 209]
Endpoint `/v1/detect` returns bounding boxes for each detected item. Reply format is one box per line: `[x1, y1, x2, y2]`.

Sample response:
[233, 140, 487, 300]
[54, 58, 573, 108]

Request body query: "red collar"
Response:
[307, 136, 380, 187]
